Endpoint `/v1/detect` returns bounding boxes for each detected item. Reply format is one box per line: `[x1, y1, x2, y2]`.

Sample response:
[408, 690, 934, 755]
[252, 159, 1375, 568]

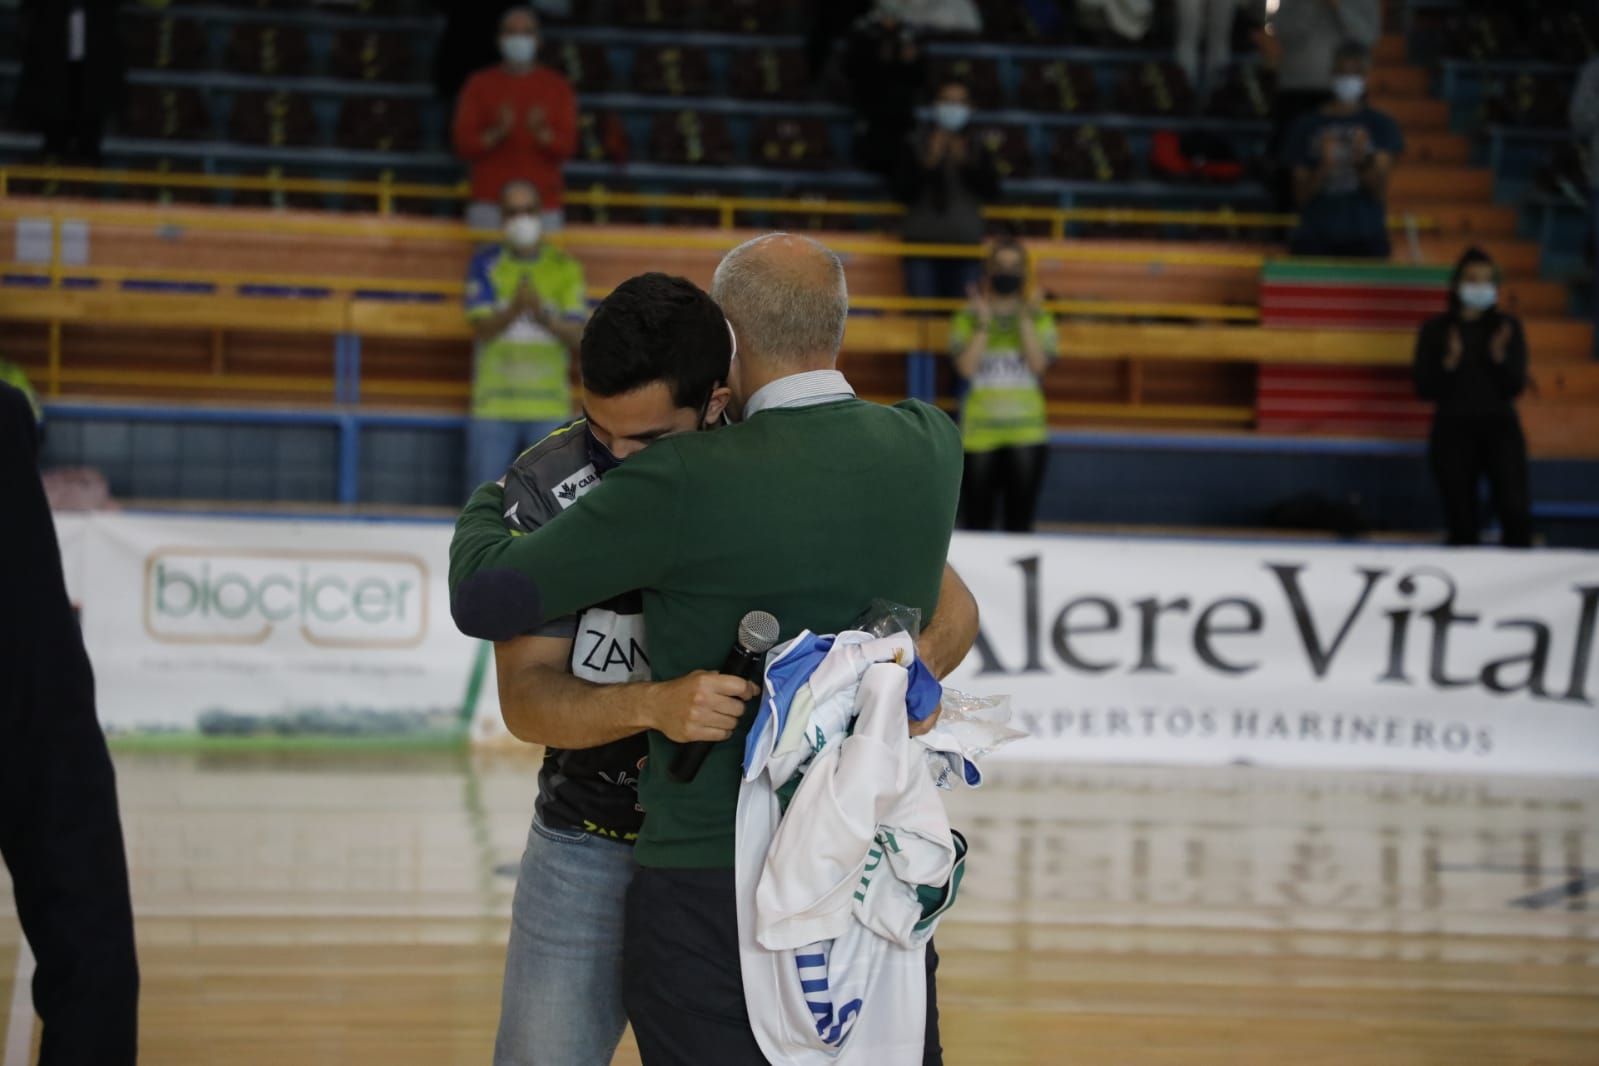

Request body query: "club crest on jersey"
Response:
[554, 464, 600, 509]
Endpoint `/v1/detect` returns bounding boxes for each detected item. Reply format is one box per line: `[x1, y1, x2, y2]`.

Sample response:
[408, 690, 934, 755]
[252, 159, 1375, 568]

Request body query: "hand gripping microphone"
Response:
[668, 610, 781, 784]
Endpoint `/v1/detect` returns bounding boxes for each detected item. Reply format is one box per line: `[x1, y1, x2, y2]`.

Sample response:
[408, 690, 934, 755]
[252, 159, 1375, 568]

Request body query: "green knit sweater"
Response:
[450, 398, 963, 867]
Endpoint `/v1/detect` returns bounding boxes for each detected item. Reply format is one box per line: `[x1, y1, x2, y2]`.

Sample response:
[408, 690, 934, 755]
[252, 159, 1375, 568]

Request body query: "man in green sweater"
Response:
[451, 234, 965, 1063]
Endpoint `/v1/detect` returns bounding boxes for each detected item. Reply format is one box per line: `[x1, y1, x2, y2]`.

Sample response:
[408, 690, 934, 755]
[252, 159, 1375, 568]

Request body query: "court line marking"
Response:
[4, 936, 34, 1066]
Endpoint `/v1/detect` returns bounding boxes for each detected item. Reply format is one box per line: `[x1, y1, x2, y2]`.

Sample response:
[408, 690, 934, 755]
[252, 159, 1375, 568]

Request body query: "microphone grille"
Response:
[738, 610, 781, 654]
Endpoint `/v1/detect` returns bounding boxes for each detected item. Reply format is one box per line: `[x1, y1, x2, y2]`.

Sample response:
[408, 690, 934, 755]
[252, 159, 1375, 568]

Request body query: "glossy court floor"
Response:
[2, 749, 1597, 1065]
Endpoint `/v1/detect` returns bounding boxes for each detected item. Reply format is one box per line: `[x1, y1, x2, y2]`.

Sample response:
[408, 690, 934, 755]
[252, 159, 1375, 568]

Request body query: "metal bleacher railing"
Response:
[0, 163, 1434, 239]
[0, 164, 1434, 449]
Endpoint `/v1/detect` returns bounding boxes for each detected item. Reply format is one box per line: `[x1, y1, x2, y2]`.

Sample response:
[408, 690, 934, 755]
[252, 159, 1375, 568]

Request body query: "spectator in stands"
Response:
[452, 6, 578, 232]
[1282, 42, 1401, 259]
[1176, 0, 1243, 96]
[14, 0, 125, 165]
[1413, 247, 1533, 549]
[844, 7, 928, 175]
[895, 79, 1001, 309]
[1269, 0, 1380, 210]
[1569, 57, 1599, 350]
[950, 238, 1057, 533]
[463, 179, 589, 494]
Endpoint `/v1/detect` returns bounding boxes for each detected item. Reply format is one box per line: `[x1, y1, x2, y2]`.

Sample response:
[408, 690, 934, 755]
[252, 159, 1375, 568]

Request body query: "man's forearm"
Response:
[471, 305, 520, 343]
[917, 564, 980, 680]
[496, 655, 653, 747]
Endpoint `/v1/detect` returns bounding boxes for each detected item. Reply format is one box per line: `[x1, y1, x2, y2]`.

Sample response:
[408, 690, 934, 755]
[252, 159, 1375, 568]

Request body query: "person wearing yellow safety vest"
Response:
[948, 237, 1058, 533]
[464, 178, 588, 495]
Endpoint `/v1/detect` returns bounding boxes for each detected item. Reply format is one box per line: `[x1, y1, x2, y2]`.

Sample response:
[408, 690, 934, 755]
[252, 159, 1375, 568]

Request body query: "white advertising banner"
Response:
[59, 514, 1599, 775]
[70, 513, 501, 742]
[943, 534, 1599, 777]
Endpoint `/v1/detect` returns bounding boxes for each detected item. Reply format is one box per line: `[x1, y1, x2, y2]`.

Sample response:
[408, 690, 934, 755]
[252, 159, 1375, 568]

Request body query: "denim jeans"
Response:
[464, 417, 566, 499]
[493, 816, 637, 1066]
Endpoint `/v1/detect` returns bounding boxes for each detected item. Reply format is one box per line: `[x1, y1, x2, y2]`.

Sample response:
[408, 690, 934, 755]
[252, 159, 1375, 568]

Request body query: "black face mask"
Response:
[990, 273, 1024, 296]
[585, 423, 623, 476]
[584, 388, 721, 475]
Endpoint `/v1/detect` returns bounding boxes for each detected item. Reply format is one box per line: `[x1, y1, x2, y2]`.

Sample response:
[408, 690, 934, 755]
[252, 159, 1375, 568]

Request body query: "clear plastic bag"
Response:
[853, 598, 923, 641]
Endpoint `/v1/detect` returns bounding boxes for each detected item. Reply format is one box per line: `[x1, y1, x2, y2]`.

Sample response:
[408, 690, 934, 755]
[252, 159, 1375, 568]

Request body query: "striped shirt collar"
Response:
[742, 370, 857, 420]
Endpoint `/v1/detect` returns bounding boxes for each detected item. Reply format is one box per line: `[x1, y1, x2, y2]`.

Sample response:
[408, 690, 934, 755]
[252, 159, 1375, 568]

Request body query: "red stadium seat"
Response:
[121, 86, 213, 141]
[224, 24, 312, 77]
[1016, 60, 1100, 114]
[973, 123, 1034, 180]
[1114, 61, 1195, 117]
[575, 110, 631, 165]
[230, 90, 320, 147]
[330, 29, 413, 83]
[729, 47, 808, 101]
[1050, 125, 1133, 183]
[633, 45, 714, 97]
[647, 110, 735, 166]
[124, 15, 209, 72]
[751, 117, 834, 170]
[546, 40, 614, 93]
[335, 97, 422, 153]
[926, 56, 1003, 109]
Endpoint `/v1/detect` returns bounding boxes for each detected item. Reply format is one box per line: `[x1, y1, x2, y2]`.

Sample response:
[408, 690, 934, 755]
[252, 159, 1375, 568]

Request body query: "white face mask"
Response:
[1458, 281, 1497, 311]
[933, 102, 971, 131]
[1331, 74, 1366, 104]
[505, 214, 542, 252]
[500, 34, 537, 66]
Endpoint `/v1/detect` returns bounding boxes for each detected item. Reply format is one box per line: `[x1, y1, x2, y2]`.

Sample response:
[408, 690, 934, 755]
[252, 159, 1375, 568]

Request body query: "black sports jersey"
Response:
[501, 420, 650, 842]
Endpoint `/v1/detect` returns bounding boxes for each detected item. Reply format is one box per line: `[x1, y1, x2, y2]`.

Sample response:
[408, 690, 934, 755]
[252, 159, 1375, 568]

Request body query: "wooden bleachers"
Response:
[2, 196, 1596, 456]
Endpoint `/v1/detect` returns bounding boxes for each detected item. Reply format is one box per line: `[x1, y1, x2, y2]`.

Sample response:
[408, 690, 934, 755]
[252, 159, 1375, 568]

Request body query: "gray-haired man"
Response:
[450, 234, 967, 1063]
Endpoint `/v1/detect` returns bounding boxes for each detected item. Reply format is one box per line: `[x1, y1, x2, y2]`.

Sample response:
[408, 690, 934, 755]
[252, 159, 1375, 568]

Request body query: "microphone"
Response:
[668, 610, 781, 784]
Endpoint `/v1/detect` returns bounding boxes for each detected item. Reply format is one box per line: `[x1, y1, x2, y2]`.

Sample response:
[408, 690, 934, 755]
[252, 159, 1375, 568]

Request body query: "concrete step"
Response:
[1373, 96, 1451, 129]
[1368, 65, 1430, 98]
[1391, 166, 1496, 202]
[1374, 34, 1408, 64]
[1405, 131, 1472, 165]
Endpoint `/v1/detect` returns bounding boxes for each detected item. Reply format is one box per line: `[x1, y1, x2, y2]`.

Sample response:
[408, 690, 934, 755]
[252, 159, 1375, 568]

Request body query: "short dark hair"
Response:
[1334, 41, 1371, 66]
[580, 272, 731, 407]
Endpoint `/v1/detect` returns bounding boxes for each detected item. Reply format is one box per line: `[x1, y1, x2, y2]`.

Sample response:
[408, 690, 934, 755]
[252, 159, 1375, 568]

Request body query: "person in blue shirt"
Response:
[1282, 41, 1404, 259]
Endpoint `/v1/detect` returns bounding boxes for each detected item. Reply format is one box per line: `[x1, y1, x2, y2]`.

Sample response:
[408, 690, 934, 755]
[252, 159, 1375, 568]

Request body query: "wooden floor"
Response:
[3, 750, 1597, 1065]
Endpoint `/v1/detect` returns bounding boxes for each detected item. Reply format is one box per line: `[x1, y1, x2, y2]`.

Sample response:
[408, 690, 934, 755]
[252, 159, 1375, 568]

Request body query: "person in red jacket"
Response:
[452, 6, 578, 231]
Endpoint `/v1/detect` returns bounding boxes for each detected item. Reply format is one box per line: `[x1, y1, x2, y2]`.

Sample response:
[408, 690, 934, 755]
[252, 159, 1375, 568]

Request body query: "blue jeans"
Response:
[494, 816, 637, 1066]
[465, 417, 565, 499]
